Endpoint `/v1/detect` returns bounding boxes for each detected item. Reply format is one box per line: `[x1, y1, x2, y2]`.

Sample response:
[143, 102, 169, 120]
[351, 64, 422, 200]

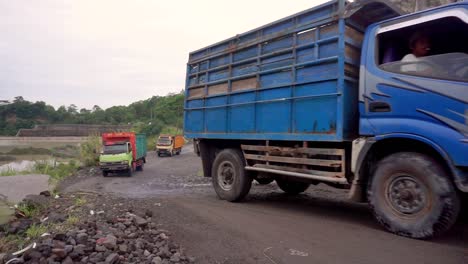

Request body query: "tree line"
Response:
[0, 93, 184, 136]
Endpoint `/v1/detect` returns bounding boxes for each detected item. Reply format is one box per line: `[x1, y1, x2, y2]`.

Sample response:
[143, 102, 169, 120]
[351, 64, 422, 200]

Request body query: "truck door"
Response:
[360, 5, 468, 166]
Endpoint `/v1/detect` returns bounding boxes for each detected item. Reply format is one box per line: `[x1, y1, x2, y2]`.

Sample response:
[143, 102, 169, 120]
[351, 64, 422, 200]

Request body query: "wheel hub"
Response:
[387, 176, 427, 215]
[217, 161, 235, 191]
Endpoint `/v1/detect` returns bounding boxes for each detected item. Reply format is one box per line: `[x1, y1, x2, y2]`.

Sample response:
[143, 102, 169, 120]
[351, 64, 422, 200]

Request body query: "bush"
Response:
[160, 126, 182, 135]
[33, 160, 79, 184]
[80, 136, 101, 166]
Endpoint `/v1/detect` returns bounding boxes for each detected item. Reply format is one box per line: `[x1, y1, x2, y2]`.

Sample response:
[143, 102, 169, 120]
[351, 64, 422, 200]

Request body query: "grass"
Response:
[0, 160, 79, 187]
[0, 234, 26, 252]
[25, 224, 48, 239]
[80, 136, 101, 166]
[66, 215, 79, 226]
[33, 160, 79, 184]
[74, 197, 87, 206]
[0, 167, 27, 176]
[16, 203, 41, 218]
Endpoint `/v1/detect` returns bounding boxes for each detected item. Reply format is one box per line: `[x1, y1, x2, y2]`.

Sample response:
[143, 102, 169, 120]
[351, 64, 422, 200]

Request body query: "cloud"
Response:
[0, 0, 326, 109]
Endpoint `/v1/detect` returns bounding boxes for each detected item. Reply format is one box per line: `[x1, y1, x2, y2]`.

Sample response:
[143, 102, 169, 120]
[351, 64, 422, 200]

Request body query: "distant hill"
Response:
[0, 93, 184, 136]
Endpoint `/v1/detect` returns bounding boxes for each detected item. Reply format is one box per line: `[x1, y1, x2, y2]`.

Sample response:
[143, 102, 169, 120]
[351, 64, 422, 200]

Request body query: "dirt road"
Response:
[61, 145, 467, 264]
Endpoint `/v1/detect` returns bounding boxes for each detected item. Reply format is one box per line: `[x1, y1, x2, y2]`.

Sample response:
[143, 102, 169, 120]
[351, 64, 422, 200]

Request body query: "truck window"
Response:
[158, 138, 172, 146]
[377, 16, 468, 82]
[103, 144, 127, 154]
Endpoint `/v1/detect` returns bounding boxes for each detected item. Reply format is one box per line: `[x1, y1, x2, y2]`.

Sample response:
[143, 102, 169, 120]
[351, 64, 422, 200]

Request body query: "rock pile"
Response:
[2, 212, 194, 264]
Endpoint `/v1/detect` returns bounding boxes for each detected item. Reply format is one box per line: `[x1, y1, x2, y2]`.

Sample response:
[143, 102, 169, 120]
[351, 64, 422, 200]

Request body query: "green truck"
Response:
[99, 132, 147, 176]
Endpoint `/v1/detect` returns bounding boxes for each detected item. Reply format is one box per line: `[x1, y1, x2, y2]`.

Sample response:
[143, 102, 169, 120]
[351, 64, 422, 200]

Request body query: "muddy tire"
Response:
[136, 163, 144, 171]
[102, 171, 109, 177]
[368, 152, 460, 239]
[127, 168, 133, 177]
[276, 179, 310, 194]
[211, 148, 252, 202]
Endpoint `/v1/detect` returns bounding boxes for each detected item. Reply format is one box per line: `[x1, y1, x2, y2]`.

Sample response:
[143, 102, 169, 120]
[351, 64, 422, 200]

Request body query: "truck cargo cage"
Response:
[184, 0, 404, 142]
[241, 143, 347, 184]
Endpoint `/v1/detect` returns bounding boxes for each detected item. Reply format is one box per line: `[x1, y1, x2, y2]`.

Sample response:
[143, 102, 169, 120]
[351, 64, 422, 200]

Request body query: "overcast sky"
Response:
[0, 0, 327, 109]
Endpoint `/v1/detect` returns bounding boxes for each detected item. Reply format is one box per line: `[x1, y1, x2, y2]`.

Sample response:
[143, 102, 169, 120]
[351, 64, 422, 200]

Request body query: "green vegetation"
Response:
[0, 92, 184, 137]
[80, 136, 101, 166]
[0, 234, 26, 252]
[17, 203, 41, 218]
[66, 215, 79, 226]
[25, 224, 48, 239]
[0, 167, 26, 176]
[0, 160, 79, 186]
[74, 197, 87, 206]
[33, 160, 79, 184]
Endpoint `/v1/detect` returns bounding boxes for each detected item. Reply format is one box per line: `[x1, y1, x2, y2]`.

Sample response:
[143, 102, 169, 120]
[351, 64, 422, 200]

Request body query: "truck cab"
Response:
[355, 2, 468, 188]
[156, 135, 184, 157]
[100, 141, 133, 176]
[99, 132, 147, 176]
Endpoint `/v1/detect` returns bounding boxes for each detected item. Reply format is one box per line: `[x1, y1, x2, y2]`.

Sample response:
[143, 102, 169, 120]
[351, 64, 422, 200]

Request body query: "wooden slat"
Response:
[241, 145, 344, 156]
[253, 164, 344, 177]
[208, 83, 228, 96]
[244, 154, 342, 167]
[232, 77, 258, 92]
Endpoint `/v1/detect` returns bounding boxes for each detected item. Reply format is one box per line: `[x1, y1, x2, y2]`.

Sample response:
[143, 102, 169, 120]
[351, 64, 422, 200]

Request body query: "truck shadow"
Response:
[245, 189, 467, 247]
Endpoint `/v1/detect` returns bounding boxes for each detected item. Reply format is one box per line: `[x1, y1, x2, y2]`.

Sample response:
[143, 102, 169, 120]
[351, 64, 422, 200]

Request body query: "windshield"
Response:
[158, 138, 172, 146]
[381, 52, 468, 82]
[103, 144, 127, 154]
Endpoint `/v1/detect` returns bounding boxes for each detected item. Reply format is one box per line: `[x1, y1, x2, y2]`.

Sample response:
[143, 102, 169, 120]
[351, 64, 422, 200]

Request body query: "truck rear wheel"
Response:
[276, 179, 310, 194]
[136, 163, 144, 171]
[211, 148, 252, 202]
[102, 171, 109, 177]
[368, 152, 460, 239]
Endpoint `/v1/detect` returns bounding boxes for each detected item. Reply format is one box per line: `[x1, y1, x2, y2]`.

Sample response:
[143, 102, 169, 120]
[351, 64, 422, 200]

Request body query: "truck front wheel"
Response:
[368, 152, 460, 239]
[276, 179, 310, 194]
[211, 149, 252, 202]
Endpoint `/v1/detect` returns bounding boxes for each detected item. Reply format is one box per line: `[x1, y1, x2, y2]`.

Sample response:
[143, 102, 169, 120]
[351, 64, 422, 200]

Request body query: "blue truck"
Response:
[184, 0, 468, 238]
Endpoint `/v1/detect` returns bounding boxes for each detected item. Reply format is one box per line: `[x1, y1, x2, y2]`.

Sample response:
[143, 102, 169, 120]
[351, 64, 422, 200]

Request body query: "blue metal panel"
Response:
[319, 42, 339, 59]
[296, 62, 338, 83]
[294, 96, 337, 133]
[257, 87, 291, 133]
[230, 92, 256, 132]
[205, 97, 227, 132]
[233, 47, 257, 62]
[233, 62, 257, 77]
[184, 0, 363, 142]
[260, 71, 292, 87]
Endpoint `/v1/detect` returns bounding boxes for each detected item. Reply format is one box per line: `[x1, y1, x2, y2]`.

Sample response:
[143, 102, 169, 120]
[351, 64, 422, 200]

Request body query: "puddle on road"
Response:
[0, 200, 13, 225]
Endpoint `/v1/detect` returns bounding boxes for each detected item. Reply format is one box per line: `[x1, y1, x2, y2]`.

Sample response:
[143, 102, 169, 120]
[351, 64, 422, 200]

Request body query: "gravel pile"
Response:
[0, 192, 195, 264]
